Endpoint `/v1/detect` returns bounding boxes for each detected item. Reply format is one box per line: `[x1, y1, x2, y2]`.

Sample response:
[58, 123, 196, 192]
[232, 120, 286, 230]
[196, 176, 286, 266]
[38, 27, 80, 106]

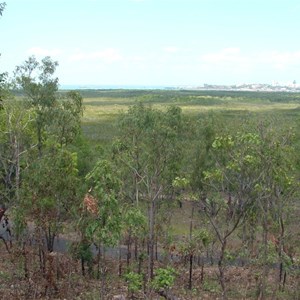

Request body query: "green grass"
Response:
[80, 90, 300, 145]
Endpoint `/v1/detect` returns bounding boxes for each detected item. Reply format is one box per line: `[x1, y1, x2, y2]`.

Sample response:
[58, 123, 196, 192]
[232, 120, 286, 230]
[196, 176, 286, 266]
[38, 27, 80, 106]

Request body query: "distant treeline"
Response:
[63, 89, 300, 103]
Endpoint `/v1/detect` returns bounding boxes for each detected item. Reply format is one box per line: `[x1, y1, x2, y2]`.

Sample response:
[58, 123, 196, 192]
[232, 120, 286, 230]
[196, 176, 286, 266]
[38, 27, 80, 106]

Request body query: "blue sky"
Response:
[1, 0, 300, 86]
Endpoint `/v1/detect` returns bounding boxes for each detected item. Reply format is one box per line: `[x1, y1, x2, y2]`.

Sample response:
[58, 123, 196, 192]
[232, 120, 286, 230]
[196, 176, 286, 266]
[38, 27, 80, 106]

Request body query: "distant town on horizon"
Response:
[60, 81, 300, 92]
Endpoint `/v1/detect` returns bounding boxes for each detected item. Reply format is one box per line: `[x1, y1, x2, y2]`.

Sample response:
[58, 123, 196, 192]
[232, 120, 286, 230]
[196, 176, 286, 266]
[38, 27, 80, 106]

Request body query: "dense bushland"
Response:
[0, 58, 300, 299]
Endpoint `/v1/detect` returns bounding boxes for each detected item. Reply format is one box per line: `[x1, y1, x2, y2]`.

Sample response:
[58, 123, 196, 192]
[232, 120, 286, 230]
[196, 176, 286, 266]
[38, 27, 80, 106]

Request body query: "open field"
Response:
[79, 89, 300, 144]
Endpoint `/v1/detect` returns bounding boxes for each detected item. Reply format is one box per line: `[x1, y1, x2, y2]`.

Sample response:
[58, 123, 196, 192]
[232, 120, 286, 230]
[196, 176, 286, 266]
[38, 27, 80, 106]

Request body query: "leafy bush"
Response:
[124, 271, 143, 294]
[152, 267, 177, 291]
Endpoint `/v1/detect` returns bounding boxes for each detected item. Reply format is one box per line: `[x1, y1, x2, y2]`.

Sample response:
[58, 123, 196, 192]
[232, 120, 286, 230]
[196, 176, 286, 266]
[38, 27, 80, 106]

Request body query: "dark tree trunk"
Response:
[127, 230, 132, 267]
[148, 200, 155, 281]
[218, 239, 227, 300]
[188, 253, 193, 290]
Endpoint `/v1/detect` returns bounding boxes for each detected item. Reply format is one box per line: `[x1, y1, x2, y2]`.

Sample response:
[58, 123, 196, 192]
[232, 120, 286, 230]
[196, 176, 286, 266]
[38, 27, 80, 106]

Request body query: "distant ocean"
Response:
[60, 84, 179, 90]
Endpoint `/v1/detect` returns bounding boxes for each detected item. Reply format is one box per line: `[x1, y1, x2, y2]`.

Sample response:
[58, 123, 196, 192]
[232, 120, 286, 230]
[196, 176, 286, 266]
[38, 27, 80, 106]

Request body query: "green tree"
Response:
[123, 206, 147, 268]
[114, 103, 183, 281]
[0, 99, 35, 208]
[0, 1, 7, 108]
[200, 119, 297, 299]
[0, 69, 7, 109]
[85, 159, 122, 297]
[19, 145, 79, 252]
[251, 123, 297, 297]
[202, 130, 265, 299]
[50, 91, 83, 145]
[0, 2, 5, 16]
[14, 56, 59, 155]
[14, 57, 84, 154]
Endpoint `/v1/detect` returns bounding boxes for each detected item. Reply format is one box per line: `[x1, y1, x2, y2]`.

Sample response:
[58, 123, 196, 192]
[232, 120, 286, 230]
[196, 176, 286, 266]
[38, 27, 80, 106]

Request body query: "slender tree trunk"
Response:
[200, 264, 204, 284]
[118, 241, 122, 277]
[155, 235, 158, 261]
[127, 230, 132, 267]
[39, 245, 46, 276]
[134, 237, 138, 260]
[278, 216, 286, 291]
[97, 245, 101, 280]
[45, 227, 55, 252]
[148, 199, 155, 281]
[188, 254, 193, 290]
[81, 257, 85, 276]
[0, 236, 11, 253]
[100, 246, 106, 300]
[188, 203, 194, 290]
[22, 242, 29, 279]
[218, 239, 227, 300]
[259, 213, 269, 300]
[15, 138, 20, 204]
[37, 124, 42, 157]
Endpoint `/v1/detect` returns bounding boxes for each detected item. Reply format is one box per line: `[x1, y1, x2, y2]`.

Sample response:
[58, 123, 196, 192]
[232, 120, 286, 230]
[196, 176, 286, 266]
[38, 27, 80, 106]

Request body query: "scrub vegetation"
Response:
[1, 57, 300, 300]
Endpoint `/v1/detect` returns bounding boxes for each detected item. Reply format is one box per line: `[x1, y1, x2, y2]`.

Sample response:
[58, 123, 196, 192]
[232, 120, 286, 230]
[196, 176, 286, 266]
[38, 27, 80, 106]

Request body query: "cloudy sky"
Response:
[1, 0, 300, 87]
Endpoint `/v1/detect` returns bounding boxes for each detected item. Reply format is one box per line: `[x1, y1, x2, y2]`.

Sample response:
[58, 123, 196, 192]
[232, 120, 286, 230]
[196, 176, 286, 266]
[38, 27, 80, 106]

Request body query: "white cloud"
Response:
[201, 47, 244, 64]
[69, 48, 122, 63]
[163, 46, 179, 53]
[129, 55, 146, 62]
[200, 48, 300, 70]
[257, 51, 300, 69]
[27, 47, 62, 57]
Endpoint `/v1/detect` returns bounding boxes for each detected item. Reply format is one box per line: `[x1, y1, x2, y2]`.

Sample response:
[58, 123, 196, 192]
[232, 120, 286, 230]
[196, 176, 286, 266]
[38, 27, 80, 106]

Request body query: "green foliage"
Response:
[23, 146, 79, 204]
[0, 99, 35, 205]
[124, 271, 143, 293]
[0, 2, 6, 16]
[152, 267, 177, 291]
[123, 206, 147, 237]
[202, 279, 221, 293]
[172, 176, 190, 189]
[13, 57, 83, 155]
[14, 56, 59, 107]
[85, 159, 122, 246]
[257, 241, 278, 265]
[193, 228, 211, 247]
[70, 240, 93, 264]
[19, 145, 79, 246]
[48, 91, 83, 146]
[115, 102, 183, 196]
[179, 228, 212, 256]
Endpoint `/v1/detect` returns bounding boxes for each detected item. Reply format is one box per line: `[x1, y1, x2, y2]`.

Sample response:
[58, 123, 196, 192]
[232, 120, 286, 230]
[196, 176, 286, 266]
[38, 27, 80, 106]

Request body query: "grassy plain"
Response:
[79, 89, 300, 145]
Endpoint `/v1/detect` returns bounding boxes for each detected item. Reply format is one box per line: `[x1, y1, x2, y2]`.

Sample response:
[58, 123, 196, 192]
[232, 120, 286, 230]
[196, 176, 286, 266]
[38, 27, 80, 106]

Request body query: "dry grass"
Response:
[1, 241, 299, 300]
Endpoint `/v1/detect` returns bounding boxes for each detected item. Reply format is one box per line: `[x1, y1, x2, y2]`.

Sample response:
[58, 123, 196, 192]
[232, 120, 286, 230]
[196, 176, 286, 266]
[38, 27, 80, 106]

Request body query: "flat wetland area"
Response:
[79, 89, 300, 143]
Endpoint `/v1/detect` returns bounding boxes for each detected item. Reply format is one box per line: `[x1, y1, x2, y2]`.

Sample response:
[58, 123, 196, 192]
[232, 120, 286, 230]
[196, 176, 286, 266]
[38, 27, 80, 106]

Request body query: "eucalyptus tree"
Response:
[14, 56, 59, 155]
[114, 103, 183, 281]
[0, 70, 7, 109]
[19, 145, 79, 253]
[201, 130, 266, 299]
[47, 90, 83, 147]
[0, 99, 35, 208]
[252, 122, 297, 297]
[123, 206, 147, 269]
[200, 119, 297, 299]
[14, 57, 84, 152]
[10, 57, 85, 275]
[0, 2, 5, 15]
[84, 159, 122, 298]
[0, 1, 7, 107]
